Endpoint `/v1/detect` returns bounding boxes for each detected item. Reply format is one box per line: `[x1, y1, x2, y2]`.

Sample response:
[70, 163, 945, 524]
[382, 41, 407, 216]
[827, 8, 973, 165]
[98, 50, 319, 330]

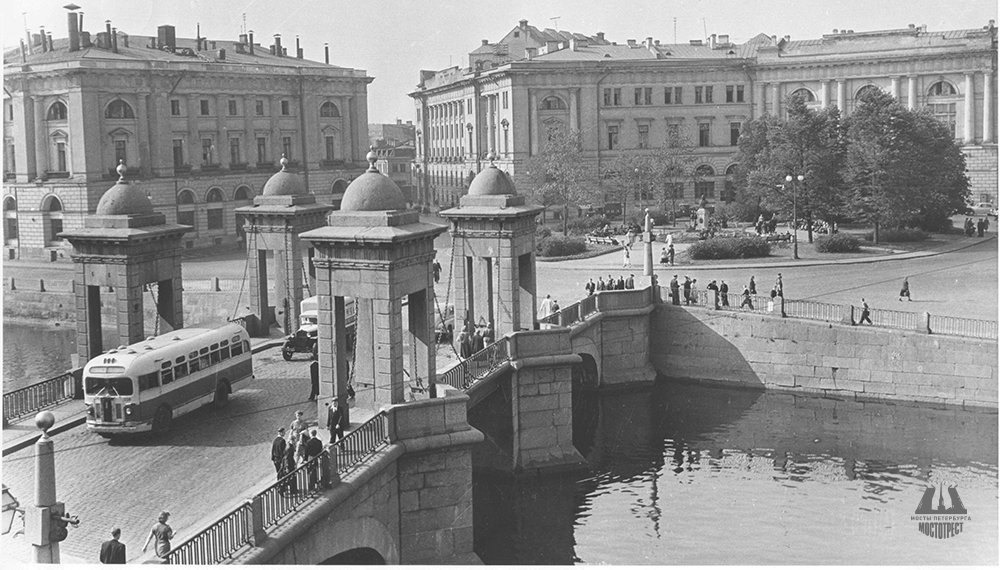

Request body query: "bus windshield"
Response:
[85, 376, 134, 396]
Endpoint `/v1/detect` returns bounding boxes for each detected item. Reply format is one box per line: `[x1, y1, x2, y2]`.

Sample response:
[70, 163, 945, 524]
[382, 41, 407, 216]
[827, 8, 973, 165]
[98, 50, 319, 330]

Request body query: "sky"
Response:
[2, 0, 996, 123]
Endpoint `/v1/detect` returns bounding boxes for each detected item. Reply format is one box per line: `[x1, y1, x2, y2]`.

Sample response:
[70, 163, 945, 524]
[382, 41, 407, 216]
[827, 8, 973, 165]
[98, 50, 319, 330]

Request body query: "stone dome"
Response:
[339, 148, 407, 211]
[94, 163, 155, 215]
[262, 156, 306, 196]
[468, 165, 516, 196]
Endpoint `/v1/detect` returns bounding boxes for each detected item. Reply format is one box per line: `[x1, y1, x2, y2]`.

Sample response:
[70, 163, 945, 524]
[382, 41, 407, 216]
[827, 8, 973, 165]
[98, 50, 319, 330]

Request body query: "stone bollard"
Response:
[250, 494, 267, 546]
[213, 277, 221, 292]
[9, 277, 14, 290]
[841, 304, 855, 326]
[921, 312, 931, 334]
[39, 278, 46, 292]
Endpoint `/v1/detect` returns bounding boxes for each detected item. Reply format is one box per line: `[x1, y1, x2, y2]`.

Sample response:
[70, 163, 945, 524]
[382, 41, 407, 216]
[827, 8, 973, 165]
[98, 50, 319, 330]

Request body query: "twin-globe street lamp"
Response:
[785, 174, 804, 260]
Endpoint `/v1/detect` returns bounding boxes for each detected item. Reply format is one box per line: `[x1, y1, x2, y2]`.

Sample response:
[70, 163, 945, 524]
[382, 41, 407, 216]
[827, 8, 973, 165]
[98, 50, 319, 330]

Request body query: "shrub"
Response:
[565, 216, 608, 236]
[687, 236, 771, 259]
[536, 236, 587, 257]
[815, 233, 861, 253]
[535, 226, 552, 240]
[863, 228, 930, 242]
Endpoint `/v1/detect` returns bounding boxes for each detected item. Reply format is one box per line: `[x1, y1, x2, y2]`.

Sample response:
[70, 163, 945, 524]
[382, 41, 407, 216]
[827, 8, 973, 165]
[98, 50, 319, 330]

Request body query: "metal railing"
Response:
[866, 307, 923, 330]
[438, 338, 511, 391]
[782, 299, 843, 323]
[928, 314, 998, 340]
[3, 371, 77, 423]
[166, 411, 389, 565]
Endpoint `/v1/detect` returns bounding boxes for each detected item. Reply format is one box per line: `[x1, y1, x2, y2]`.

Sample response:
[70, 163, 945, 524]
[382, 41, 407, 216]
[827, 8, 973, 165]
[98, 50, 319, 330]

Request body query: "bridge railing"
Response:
[865, 307, 923, 331]
[438, 338, 511, 391]
[165, 411, 390, 565]
[3, 370, 78, 424]
[928, 314, 998, 340]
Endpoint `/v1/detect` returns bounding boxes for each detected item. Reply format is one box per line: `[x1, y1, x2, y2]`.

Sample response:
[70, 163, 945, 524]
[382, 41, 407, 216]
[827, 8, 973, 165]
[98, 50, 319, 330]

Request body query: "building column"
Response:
[187, 95, 199, 166]
[529, 91, 538, 155]
[819, 81, 830, 109]
[890, 76, 900, 100]
[32, 96, 48, 177]
[770, 83, 780, 116]
[836, 80, 846, 114]
[271, 95, 282, 161]
[965, 73, 976, 144]
[136, 94, 152, 177]
[569, 89, 579, 132]
[983, 71, 994, 144]
[372, 297, 404, 405]
[757, 82, 768, 116]
[907, 76, 918, 110]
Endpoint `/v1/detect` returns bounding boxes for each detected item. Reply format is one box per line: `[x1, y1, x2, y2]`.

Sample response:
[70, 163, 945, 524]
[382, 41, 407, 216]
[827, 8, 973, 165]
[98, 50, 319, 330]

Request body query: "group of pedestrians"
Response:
[95, 511, 172, 563]
[667, 273, 785, 312]
[456, 321, 494, 357]
[270, 410, 326, 497]
[584, 274, 636, 295]
[964, 217, 990, 237]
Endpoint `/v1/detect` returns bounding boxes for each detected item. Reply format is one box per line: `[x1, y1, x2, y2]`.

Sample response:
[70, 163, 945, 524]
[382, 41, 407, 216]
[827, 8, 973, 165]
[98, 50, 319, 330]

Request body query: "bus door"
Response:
[100, 397, 114, 422]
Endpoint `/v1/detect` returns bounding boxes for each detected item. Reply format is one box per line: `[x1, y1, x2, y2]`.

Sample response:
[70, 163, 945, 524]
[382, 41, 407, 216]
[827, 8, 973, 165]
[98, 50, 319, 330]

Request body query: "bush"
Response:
[536, 236, 587, 257]
[565, 216, 608, 236]
[863, 228, 930, 242]
[815, 233, 861, 253]
[687, 236, 771, 259]
[535, 226, 552, 240]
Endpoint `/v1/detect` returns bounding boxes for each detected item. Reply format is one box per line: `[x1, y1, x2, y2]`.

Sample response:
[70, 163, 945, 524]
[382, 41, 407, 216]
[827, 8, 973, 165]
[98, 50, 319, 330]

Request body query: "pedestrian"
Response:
[432, 259, 441, 283]
[471, 325, 485, 352]
[141, 511, 174, 560]
[977, 218, 985, 237]
[616, 276, 625, 290]
[707, 280, 719, 309]
[775, 273, 783, 297]
[284, 436, 299, 495]
[308, 360, 319, 401]
[669, 275, 681, 305]
[859, 298, 873, 325]
[748, 275, 757, 295]
[665, 232, 674, 248]
[740, 285, 754, 310]
[538, 294, 554, 318]
[586, 278, 595, 296]
[899, 276, 911, 302]
[551, 299, 560, 314]
[985, 217, 991, 233]
[99, 528, 126, 564]
[271, 427, 287, 479]
[625, 274, 635, 290]
[457, 328, 471, 357]
[719, 280, 730, 307]
[596, 276, 606, 291]
[296, 431, 310, 465]
[660, 246, 668, 264]
[289, 410, 306, 441]
[682, 276, 692, 305]
[483, 322, 494, 345]
[768, 287, 777, 313]
[622, 245, 632, 268]
[626, 227, 636, 249]
[305, 428, 324, 491]
[326, 403, 345, 443]
[667, 243, 675, 265]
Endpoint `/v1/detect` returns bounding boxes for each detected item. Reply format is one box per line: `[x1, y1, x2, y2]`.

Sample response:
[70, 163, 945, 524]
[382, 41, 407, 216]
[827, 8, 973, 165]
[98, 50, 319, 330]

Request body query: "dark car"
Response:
[281, 328, 317, 361]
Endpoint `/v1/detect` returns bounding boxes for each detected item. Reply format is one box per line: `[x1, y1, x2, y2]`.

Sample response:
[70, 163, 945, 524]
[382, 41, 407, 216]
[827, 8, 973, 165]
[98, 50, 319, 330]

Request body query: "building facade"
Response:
[3, 11, 372, 259]
[411, 19, 998, 213]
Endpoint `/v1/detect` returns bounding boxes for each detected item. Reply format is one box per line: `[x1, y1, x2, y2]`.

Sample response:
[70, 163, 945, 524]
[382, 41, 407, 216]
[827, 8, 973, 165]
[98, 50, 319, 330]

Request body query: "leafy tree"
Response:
[524, 127, 600, 234]
[650, 130, 701, 223]
[604, 152, 655, 225]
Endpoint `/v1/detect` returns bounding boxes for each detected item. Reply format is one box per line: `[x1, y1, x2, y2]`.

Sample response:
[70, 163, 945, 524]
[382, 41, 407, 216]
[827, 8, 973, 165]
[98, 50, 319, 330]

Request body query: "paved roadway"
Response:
[0, 347, 323, 563]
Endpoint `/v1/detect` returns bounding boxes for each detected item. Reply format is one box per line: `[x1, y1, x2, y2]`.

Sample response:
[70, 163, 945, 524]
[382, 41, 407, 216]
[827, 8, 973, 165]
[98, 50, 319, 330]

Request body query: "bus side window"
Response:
[174, 361, 188, 379]
[188, 351, 201, 373]
[161, 367, 174, 385]
[230, 340, 244, 357]
[244, 340, 251, 354]
[199, 347, 211, 369]
[210, 343, 222, 365]
[219, 340, 231, 361]
[139, 372, 159, 391]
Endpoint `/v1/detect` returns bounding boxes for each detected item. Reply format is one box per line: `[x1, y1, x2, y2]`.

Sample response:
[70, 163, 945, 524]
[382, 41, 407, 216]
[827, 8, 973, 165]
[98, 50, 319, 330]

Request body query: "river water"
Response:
[473, 381, 998, 565]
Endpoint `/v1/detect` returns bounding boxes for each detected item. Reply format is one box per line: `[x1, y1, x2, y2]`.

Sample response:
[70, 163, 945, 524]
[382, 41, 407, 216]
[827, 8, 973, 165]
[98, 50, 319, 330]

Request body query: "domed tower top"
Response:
[339, 147, 407, 211]
[467, 151, 516, 196]
[262, 156, 307, 196]
[95, 162, 155, 216]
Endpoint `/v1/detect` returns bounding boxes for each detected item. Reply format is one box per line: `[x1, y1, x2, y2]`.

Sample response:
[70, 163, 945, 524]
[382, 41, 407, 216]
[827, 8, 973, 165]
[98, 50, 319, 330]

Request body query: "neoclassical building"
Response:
[3, 10, 372, 259]
[411, 19, 997, 212]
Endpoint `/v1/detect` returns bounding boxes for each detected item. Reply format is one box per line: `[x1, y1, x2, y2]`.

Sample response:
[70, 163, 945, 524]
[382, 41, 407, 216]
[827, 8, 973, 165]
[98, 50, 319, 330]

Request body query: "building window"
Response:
[929, 103, 957, 138]
[705, 86, 713, 104]
[695, 87, 703, 104]
[541, 96, 567, 110]
[790, 88, 816, 102]
[730, 122, 741, 146]
[200, 100, 210, 116]
[325, 136, 336, 161]
[229, 137, 241, 164]
[699, 123, 710, 147]
[726, 85, 734, 103]
[177, 210, 195, 229]
[177, 189, 195, 204]
[638, 124, 649, 149]
[228, 99, 238, 116]
[667, 124, 680, 145]
[202, 138, 214, 164]
[49, 218, 63, 243]
[172, 139, 184, 167]
[695, 180, 715, 198]
[634, 87, 652, 106]
[6, 104, 13, 121]
[207, 209, 223, 230]
[929, 81, 957, 96]
[603, 88, 621, 106]
[170, 99, 181, 116]
[607, 125, 619, 150]
[674, 87, 682, 104]
[664, 88, 673, 104]
[502, 92, 508, 109]
[280, 100, 290, 115]
[255, 100, 265, 116]
[234, 186, 251, 201]
[47, 102, 67, 121]
[105, 99, 134, 119]
[320, 102, 340, 117]
[736, 85, 745, 102]
[256, 137, 267, 163]
[56, 142, 67, 171]
[114, 140, 127, 166]
[282, 136, 292, 159]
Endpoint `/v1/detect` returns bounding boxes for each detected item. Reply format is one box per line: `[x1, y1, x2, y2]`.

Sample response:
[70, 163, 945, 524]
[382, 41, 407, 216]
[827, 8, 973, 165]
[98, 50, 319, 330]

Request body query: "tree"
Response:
[524, 126, 600, 235]
[650, 130, 700, 223]
[604, 152, 653, 225]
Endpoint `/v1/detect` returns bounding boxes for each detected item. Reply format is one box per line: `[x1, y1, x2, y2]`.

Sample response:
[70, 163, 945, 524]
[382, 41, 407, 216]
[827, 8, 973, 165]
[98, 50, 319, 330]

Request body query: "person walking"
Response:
[977, 218, 985, 237]
[719, 280, 730, 307]
[305, 428, 324, 491]
[284, 436, 299, 495]
[289, 410, 306, 442]
[669, 275, 681, 305]
[859, 298, 873, 325]
[271, 427, 287, 480]
[471, 326, 485, 352]
[707, 280, 720, 309]
[326, 403, 345, 443]
[682, 276, 692, 305]
[538, 294, 554, 318]
[432, 259, 441, 283]
[586, 279, 595, 296]
[748, 275, 757, 295]
[99, 528, 126, 564]
[622, 245, 632, 268]
[307, 360, 319, 401]
[141, 511, 174, 560]
[596, 276, 606, 291]
[767, 287, 777, 313]
[899, 277, 911, 301]
[740, 285, 754, 310]
[667, 243, 675, 266]
[775, 273, 783, 297]
[625, 274, 635, 290]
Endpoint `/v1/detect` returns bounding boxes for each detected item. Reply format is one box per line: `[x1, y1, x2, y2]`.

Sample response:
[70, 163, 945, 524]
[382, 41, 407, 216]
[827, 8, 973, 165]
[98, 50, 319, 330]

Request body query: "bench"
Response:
[764, 233, 792, 243]
[586, 235, 619, 246]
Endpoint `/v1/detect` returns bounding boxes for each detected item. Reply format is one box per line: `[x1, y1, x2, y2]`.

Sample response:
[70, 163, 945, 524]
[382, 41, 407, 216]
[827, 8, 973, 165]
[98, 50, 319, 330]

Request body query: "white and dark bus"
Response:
[83, 324, 253, 436]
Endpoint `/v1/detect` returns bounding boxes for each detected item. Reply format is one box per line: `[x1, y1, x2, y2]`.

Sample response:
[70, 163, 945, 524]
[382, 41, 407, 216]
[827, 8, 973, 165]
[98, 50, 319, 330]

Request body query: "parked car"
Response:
[990, 206, 998, 219]
[281, 328, 317, 361]
[967, 202, 994, 216]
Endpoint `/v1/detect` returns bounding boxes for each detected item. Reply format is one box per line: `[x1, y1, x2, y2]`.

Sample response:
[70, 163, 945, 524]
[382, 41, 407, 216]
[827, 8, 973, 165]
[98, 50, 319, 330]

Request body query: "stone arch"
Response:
[308, 517, 398, 565]
[321, 548, 385, 564]
[928, 80, 958, 97]
[105, 99, 135, 119]
[3, 196, 17, 211]
[789, 88, 816, 102]
[177, 189, 196, 205]
[206, 187, 225, 202]
[574, 352, 599, 389]
[539, 95, 567, 110]
[233, 185, 252, 201]
[331, 179, 349, 195]
[319, 101, 341, 117]
[47, 101, 68, 121]
[695, 164, 715, 177]
[855, 84, 882, 102]
[725, 163, 738, 176]
[41, 194, 63, 212]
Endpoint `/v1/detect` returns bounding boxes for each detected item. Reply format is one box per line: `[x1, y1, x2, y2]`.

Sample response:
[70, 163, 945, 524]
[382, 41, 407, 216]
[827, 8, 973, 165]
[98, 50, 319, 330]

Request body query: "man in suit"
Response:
[304, 428, 325, 491]
[327, 403, 345, 443]
[99, 528, 126, 564]
[271, 427, 287, 480]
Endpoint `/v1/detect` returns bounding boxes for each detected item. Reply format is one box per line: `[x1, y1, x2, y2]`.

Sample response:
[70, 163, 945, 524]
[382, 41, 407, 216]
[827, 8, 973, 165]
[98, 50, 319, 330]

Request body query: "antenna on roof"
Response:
[702, 18, 707, 39]
[550, 16, 561, 31]
[673, 17, 677, 44]
[242, 12, 247, 35]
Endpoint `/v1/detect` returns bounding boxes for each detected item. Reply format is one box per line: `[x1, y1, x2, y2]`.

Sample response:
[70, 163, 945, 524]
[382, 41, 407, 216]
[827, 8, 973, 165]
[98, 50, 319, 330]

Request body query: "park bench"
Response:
[764, 233, 792, 243]
[586, 235, 619, 246]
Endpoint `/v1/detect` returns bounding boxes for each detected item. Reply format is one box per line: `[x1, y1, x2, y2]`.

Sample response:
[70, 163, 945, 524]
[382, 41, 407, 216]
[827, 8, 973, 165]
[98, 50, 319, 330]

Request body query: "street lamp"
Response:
[2, 485, 23, 536]
[785, 174, 804, 260]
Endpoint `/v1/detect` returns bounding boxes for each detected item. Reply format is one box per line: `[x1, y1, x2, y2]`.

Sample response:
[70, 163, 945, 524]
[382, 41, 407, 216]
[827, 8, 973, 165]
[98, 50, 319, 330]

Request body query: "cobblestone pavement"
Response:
[0, 347, 321, 563]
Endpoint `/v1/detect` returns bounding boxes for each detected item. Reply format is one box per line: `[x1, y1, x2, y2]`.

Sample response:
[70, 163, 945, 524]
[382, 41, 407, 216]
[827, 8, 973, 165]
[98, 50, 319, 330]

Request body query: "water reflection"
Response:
[3, 323, 118, 391]
[473, 379, 998, 565]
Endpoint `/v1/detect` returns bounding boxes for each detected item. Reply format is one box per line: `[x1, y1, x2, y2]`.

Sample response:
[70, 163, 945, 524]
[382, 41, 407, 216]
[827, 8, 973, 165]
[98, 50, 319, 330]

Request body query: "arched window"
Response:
[855, 85, 882, 102]
[725, 164, 738, 176]
[177, 189, 195, 204]
[47, 101, 67, 121]
[233, 185, 251, 201]
[789, 88, 815, 102]
[695, 164, 715, 177]
[206, 188, 224, 202]
[928, 81, 957, 96]
[319, 102, 341, 117]
[42, 195, 63, 212]
[105, 99, 135, 119]
[3, 197, 16, 211]
[540, 96, 567, 110]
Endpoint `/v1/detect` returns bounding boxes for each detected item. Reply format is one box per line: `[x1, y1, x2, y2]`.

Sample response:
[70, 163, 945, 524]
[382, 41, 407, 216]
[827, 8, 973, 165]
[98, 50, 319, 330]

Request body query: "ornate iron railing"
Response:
[782, 299, 843, 322]
[3, 371, 77, 423]
[866, 307, 923, 330]
[332, 411, 390, 474]
[166, 503, 252, 565]
[928, 314, 998, 340]
[438, 338, 511, 391]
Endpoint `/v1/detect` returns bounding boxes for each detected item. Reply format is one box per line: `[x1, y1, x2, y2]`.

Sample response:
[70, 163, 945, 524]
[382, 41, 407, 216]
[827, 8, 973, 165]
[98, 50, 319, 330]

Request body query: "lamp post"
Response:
[785, 174, 804, 260]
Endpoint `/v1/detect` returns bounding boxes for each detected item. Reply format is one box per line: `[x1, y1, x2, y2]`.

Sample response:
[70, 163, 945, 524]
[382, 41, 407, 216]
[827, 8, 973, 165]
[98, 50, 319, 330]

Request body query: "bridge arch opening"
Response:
[571, 352, 601, 456]
[321, 547, 385, 565]
[305, 517, 398, 565]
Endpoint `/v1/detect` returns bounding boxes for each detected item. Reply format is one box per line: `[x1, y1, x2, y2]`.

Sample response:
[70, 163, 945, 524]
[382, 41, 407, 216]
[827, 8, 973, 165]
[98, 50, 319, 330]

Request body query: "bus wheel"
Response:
[214, 381, 231, 409]
[152, 406, 172, 434]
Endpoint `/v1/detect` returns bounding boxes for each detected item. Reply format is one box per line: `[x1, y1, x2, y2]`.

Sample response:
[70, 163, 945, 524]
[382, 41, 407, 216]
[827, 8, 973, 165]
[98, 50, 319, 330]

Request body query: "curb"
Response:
[2, 413, 87, 457]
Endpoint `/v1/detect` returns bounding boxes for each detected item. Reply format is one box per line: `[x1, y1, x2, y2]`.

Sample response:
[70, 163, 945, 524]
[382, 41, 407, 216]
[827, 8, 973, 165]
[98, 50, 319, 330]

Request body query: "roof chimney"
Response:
[112, 27, 118, 52]
[25, 30, 33, 55]
[48, 32, 54, 52]
[81, 31, 91, 48]
[519, 19, 528, 30]
[627, 38, 637, 47]
[122, 33, 129, 48]
[719, 34, 729, 44]
[710, 33, 717, 49]
[525, 46, 537, 59]
[570, 38, 577, 51]
[196, 23, 201, 50]
[482, 39, 489, 45]
[248, 30, 254, 55]
[105, 20, 112, 49]
[66, 5, 81, 52]
[274, 34, 282, 57]
[324, 42, 329, 64]
[19, 39, 26, 62]
[239, 32, 248, 44]
[157, 25, 176, 52]
[40, 27, 47, 52]
[296, 35, 302, 58]
[645, 36, 653, 48]
[596, 31, 605, 42]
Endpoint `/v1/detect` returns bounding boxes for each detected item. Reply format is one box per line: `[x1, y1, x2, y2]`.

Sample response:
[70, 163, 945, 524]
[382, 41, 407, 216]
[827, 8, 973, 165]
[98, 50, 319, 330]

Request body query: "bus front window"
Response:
[84, 377, 134, 396]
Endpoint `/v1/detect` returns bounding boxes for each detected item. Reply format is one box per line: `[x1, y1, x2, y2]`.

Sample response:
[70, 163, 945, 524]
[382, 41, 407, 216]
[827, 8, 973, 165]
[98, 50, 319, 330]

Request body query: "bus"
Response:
[82, 324, 253, 436]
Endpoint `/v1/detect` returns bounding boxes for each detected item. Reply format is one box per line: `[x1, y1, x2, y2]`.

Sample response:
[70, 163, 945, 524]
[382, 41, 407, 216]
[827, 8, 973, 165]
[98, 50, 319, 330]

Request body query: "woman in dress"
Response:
[142, 511, 174, 559]
[284, 437, 299, 495]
